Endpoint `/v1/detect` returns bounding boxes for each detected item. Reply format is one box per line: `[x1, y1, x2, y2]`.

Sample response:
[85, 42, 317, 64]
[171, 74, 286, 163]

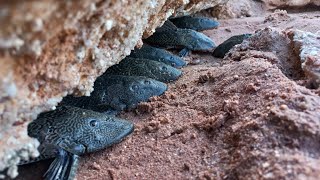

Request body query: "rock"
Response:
[288, 30, 320, 88]
[225, 27, 320, 90]
[210, 0, 266, 19]
[0, 0, 222, 177]
[262, 0, 320, 8]
[225, 27, 304, 79]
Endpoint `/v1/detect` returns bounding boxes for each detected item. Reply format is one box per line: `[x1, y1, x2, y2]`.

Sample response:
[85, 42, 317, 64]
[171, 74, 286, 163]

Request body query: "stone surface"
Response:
[289, 30, 320, 88]
[210, 0, 266, 19]
[263, 0, 320, 8]
[0, 0, 221, 178]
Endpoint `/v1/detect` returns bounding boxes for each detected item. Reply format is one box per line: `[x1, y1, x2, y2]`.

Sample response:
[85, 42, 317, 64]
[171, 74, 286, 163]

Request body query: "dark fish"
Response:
[23, 106, 134, 180]
[145, 21, 216, 57]
[105, 57, 182, 83]
[129, 44, 187, 68]
[93, 75, 167, 111]
[213, 34, 252, 58]
[61, 75, 167, 111]
[170, 16, 219, 31]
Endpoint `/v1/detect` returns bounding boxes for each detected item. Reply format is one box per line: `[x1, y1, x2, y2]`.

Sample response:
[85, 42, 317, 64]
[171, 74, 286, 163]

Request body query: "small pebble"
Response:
[279, 104, 288, 110]
[91, 162, 101, 170]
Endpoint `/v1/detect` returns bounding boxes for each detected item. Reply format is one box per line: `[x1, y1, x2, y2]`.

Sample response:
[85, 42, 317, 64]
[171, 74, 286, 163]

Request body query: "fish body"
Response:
[60, 75, 167, 112]
[24, 106, 134, 179]
[92, 75, 167, 111]
[170, 16, 219, 31]
[129, 44, 186, 68]
[145, 21, 216, 57]
[106, 57, 182, 83]
[213, 34, 252, 58]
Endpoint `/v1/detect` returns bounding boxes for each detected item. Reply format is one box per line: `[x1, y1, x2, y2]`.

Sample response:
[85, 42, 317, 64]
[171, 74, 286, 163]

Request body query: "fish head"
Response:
[158, 53, 186, 68]
[186, 30, 216, 51]
[150, 61, 182, 82]
[75, 110, 134, 153]
[125, 77, 167, 105]
[196, 18, 219, 31]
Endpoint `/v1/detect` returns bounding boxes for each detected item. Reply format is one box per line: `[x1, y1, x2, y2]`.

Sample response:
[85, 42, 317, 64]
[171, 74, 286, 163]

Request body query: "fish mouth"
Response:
[112, 121, 134, 144]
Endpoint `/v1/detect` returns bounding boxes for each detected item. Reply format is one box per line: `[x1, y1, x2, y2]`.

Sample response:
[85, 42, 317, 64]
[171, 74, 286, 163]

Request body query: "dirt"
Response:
[14, 9, 320, 180]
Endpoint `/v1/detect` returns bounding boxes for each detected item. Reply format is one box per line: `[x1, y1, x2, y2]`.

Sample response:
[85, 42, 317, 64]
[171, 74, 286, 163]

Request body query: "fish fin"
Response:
[58, 138, 86, 155]
[156, 21, 178, 32]
[44, 149, 70, 180]
[178, 48, 190, 57]
[63, 154, 80, 180]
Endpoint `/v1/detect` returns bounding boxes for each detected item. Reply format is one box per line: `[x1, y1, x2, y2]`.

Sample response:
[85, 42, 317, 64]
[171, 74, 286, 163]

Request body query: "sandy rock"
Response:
[211, 0, 266, 19]
[289, 30, 320, 88]
[226, 27, 320, 90]
[0, 0, 221, 178]
[263, 0, 320, 8]
[225, 27, 304, 79]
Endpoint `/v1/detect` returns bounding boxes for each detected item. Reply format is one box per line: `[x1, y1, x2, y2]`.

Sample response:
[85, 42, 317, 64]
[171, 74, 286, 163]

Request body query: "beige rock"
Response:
[211, 0, 266, 19]
[263, 0, 320, 8]
[289, 30, 320, 88]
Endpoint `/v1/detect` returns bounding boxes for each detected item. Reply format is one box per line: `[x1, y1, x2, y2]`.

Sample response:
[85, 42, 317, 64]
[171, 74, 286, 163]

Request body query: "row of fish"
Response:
[19, 15, 228, 180]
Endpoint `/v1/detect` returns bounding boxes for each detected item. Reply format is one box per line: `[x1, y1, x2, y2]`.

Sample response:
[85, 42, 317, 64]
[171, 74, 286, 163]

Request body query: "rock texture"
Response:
[289, 30, 320, 89]
[211, 0, 267, 19]
[263, 0, 320, 8]
[0, 0, 221, 178]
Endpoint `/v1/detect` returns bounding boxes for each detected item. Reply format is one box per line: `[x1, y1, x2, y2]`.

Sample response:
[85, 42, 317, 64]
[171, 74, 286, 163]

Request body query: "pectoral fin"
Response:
[178, 48, 190, 57]
[58, 138, 86, 155]
[44, 148, 70, 180]
[63, 154, 80, 180]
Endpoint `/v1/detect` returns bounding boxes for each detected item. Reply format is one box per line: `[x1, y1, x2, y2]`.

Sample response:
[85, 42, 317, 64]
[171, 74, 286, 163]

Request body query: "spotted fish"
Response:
[21, 106, 134, 180]
[213, 34, 252, 58]
[61, 75, 167, 112]
[170, 16, 219, 31]
[129, 44, 187, 68]
[144, 20, 216, 57]
[105, 57, 182, 83]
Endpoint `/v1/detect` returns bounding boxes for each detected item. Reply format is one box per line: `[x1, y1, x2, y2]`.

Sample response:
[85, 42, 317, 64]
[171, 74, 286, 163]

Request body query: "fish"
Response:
[144, 20, 216, 57]
[105, 57, 182, 83]
[93, 75, 168, 111]
[129, 44, 187, 68]
[213, 34, 252, 58]
[170, 16, 219, 31]
[22, 106, 134, 180]
[61, 75, 167, 112]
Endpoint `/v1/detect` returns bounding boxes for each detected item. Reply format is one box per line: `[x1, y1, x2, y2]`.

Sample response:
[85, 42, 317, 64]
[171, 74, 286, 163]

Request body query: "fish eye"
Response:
[171, 63, 176, 66]
[170, 57, 174, 60]
[89, 119, 98, 127]
[162, 66, 167, 71]
[130, 84, 139, 91]
[144, 80, 151, 85]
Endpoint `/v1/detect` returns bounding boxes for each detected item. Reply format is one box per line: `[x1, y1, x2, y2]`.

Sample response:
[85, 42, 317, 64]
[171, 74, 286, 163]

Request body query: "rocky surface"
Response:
[263, 0, 320, 8]
[289, 30, 320, 89]
[14, 8, 320, 180]
[0, 0, 222, 178]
